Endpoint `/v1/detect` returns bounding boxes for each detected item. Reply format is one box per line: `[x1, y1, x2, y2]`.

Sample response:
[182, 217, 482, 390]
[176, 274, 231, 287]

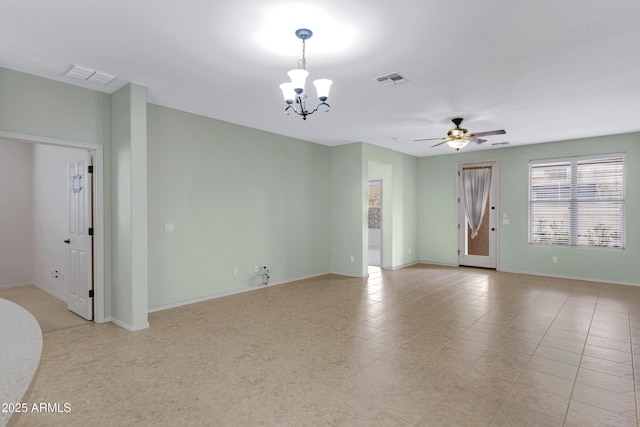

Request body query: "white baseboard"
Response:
[385, 261, 420, 270]
[148, 271, 332, 313]
[110, 318, 149, 332]
[32, 282, 67, 302]
[419, 260, 459, 267]
[498, 268, 639, 288]
[0, 282, 33, 289]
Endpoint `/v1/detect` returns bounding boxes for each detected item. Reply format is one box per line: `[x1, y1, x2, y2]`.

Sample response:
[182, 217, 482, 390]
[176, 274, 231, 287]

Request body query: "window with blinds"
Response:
[529, 154, 625, 248]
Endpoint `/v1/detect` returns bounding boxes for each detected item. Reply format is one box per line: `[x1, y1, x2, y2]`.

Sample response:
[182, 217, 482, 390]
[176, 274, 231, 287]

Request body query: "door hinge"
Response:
[458, 250, 460, 255]
[458, 224, 460, 230]
[88, 165, 94, 173]
[89, 290, 94, 298]
[457, 197, 460, 203]
[88, 227, 94, 236]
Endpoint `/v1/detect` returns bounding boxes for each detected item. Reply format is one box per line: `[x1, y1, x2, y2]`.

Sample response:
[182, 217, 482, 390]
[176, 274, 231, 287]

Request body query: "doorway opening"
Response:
[0, 131, 105, 323]
[458, 161, 498, 269]
[368, 180, 382, 267]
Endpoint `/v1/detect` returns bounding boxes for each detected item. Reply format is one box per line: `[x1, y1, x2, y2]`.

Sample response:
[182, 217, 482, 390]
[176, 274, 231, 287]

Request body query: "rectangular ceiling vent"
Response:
[492, 142, 510, 146]
[64, 64, 117, 86]
[375, 72, 405, 86]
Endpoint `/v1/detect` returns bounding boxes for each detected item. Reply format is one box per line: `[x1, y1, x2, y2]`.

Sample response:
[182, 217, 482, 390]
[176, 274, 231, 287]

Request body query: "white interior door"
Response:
[458, 161, 498, 269]
[67, 152, 93, 320]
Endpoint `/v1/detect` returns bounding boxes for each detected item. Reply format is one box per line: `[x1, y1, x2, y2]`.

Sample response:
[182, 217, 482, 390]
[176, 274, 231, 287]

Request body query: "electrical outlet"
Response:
[350, 255, 355, 263]
[552, 256, 558, 263]
[409, 248, 412, 254]
[254, 265, 259, 273]
[247, 266, 252, 274]
[232, 268, 238, 276]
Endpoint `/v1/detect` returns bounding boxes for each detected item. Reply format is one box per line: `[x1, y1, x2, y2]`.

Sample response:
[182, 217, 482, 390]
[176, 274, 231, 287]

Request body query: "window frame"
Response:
[528, 153, 625, 249]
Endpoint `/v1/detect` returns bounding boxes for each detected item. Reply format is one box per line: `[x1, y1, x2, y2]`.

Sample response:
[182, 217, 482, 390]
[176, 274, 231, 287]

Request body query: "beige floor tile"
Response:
[576, 367, 635, 393]
[565, 400, 637, 427]
[516, 368, 574, 398]
[583, 344, 633, 364]
[534, 344, 582, 366]
[505, 382, 569, 420]
[490, 401, 564, 427]
[12, 266, 640, 426]
[572, 382, 636, 418]
[580, 354, 634, 379]
[526, 355, 578, 380]
[539, 335, 585, 354]
[545, 327, 588, 344]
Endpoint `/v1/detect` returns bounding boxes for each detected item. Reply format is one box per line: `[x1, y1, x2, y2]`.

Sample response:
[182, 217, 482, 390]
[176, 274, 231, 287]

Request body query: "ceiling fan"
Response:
[414, 118, 506, 151]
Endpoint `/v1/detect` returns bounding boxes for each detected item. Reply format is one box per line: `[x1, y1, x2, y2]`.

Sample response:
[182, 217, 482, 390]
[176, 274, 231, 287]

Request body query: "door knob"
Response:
[491, 228, 495, 231]
[64, 239, 70, 244]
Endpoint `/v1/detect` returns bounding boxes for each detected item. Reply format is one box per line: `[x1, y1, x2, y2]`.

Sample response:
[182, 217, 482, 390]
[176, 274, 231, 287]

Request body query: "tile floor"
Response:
[12, 265, 640, 426]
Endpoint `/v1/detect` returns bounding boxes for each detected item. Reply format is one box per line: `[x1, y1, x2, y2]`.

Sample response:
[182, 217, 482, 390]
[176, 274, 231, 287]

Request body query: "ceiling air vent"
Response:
[492, 142, 510, 146]
[64, 64, 117, 86]
[375, 72, 405, 86]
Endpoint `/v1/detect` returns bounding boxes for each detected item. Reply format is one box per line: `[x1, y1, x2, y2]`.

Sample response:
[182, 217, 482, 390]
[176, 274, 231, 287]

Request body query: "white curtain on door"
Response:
[463, 167, 492, 239]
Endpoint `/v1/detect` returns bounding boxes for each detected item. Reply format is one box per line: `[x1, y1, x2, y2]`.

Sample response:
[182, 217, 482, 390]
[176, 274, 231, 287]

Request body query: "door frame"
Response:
[457, 160, 499, 269]
[0, 131, 105, 323]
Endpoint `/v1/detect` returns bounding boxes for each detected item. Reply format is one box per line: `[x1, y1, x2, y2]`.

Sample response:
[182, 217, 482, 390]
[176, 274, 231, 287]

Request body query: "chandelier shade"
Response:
[313, 79, 333, 101]
[279, 28, 332, 120]
[447, 139, 469, 151]
[287, 68, 309, 94]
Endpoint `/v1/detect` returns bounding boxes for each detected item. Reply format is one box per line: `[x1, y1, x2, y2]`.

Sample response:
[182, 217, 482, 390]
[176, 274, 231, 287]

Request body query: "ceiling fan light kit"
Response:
[279, 28, 333, 120]
[414, 117, 506, 152]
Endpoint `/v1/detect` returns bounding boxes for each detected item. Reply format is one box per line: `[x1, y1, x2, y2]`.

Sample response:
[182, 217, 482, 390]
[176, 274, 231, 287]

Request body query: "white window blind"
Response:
[529, 154, 624, 248]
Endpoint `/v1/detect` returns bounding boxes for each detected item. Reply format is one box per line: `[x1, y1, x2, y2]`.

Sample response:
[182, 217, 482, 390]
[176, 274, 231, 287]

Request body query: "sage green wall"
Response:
[0, 67, 114, 318]
[330, 143, 366, 276]
[146, 104, 331, 308]
[111, 84, 149, 329]
[419, 133, 640, 285]
[364, 144, 419, 269]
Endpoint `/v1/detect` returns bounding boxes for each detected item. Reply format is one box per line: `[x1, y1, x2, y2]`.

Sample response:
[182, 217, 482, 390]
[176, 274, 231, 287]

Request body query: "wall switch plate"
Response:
[164, 223, 174, 232]
[350, 256, 355, 263]
[232, 268, 238, 276]
[503, 218, 510, 225]
[552, 257, 558, 263]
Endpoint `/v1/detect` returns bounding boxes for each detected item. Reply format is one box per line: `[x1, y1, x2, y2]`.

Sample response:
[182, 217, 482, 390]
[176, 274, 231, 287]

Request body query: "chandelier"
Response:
[279, 29, 332, 120]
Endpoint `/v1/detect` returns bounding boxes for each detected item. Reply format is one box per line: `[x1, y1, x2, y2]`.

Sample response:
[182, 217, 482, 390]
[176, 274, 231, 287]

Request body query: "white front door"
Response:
[458, 161, 498, 269]
[67, 152, 93, 320]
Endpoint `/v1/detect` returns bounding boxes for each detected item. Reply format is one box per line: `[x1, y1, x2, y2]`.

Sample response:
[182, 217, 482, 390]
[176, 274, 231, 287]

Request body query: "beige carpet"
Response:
[0, 285, 89, 333]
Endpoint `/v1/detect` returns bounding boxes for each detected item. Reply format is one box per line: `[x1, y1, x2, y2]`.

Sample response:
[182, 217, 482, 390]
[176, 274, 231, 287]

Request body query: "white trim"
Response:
[0, 131, 106, 323]
[419, 261, 459, 268]
[499, 268, 639, 288]
[33, 282, 67, 302]
[110, 318, 149, 332]
[529, 152, 626, 166]
[148, 271, 333, 313]
[0, 282, 33, 289]
[386, 261, 420, 270]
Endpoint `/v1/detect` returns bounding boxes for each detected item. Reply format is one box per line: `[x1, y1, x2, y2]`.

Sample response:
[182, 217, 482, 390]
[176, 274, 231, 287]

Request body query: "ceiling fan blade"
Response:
[469, 138, 487, 144]
[414, 137, 445, 142]
[431, 140, 449, 148]
[470, 129, 506, 138]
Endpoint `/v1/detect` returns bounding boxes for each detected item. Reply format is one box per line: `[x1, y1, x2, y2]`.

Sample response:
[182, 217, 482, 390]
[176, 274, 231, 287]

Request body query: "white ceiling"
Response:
[1, 0, 639, 157]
